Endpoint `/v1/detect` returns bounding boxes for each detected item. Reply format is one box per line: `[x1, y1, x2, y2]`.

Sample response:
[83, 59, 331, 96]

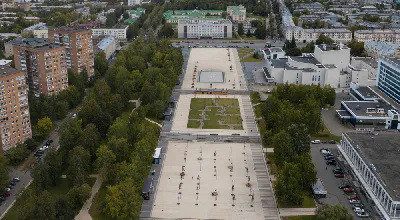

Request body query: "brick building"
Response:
[0, 66, 32, 151]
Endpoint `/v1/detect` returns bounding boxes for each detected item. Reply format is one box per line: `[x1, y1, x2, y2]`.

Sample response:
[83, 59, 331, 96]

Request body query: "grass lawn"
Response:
[312, 122, 341, 143]
[276, 191, 316, 208]
[241, 35, 258, 40]
[284, 216, 316, 220]
[237, 48, 255, 59]
[188, 98, 242, 129]
[89, 183, 108, 220]
[242, 56, 263, 62]
[250, 91, 261, 104]
[254, 104, 262, 118]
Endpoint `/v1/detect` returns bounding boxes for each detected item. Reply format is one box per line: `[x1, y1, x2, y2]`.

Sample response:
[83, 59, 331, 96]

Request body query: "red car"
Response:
[335, 173, 344, 178]
[1, 191, 9, 197]
[343, 188, 354, 193]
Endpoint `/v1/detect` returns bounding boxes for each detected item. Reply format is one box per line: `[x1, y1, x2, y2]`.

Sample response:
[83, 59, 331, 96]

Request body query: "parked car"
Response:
[333, 169, 344, 174]
[0, 196, 5, 201]
[9, 181, 16, 186]
[348, 194, 360, 200]
[320, 148, 328, 153]
[326, 160, 337, 165]
[353, 207, 365, 213]
[45, 139, 53, 145]
[324, 156, 334, 160]
[343, 188, 354, 193]
[334, 173, 344, 178]
[7, 185, 13, 189]
[1, 191, 9, 197]
[4, 188, 10, 192]
[352, 204, 364, 209]
[39, 145, 49, 151]
[321, 149, 331, 155]
[72, 113, 78, 118]
[34, 152, 43, 157]
[349, 199, 360, 204]
[356, 212, 369, 218]
[329, 140, 336, 144]
[311, 140, 321, 144]
[339, 184, 351, 189]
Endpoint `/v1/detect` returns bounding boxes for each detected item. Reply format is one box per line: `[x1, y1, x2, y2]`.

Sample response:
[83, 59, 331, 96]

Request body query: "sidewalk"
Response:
[75, 175, 102, 220]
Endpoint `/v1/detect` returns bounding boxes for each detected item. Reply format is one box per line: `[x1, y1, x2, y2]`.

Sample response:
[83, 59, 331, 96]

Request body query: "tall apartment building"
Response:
[285, 27, 352, 43]
[0, 66, 32, 151]
[48, 27, 94, 77]
[12, 38, 68, 96]
[354, 30, 400, 43]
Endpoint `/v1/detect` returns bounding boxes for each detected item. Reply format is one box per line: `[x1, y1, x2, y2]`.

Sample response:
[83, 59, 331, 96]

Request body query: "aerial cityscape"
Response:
[0, 0, 398, 219]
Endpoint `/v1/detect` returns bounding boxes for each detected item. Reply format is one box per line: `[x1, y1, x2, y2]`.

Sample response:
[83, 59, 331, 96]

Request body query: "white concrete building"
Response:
[22, 22, 48, 38]
[96, 36, 117, 61]
[262, 47, 285, 60]
[92, 26, 128, 40]
[264, 44, 351, 88]
[354, 30, 400, 43]
[178, 19, 232, 39]
[285, 27, 352, 43]
[338, 133, 400, 220]
[128, 0, 141, 6]
[347, 57, 378, 87]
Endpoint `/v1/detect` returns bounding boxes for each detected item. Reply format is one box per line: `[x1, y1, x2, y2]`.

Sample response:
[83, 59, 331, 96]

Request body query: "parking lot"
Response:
[311, 144, 372, 219]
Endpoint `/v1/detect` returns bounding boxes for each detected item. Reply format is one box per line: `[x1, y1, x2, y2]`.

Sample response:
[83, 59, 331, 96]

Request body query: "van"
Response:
[311, 140, 321, 144]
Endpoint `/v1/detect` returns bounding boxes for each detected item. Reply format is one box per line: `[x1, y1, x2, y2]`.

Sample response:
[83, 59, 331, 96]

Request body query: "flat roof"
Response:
[343, 101, 392, 117]
[344, 132, 400, 201]
[0, 66, 22, 76]
[336, 110, 351, 117]
[290, 56, 320, 65]
[356, 86, 379, 99]
[11, 38, 62, 50]
[270, 59, 287, 68]
[387, 58, 400, 66]
[352, 57, 378, 69]
[97, 36, 115, 50]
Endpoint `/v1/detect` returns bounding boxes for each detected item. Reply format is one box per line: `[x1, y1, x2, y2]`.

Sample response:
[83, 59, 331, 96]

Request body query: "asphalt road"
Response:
[311, 144, 371, 220]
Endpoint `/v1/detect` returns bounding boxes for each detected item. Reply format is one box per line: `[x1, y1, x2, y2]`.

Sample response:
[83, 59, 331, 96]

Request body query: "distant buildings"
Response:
[284, 27, 352, 43]
[128, 0, 141, 6]
[0, 66, 32, 151]
[92, 26, 128, 40]
[354, 30, 400, 43]
[22, 23, 49, 38]
[48, 27, 94, 77]
[163, 9, 224, 24]
[12, 38, 68, 96]
[177, 19, 232, 39]
[227, 5, 246, 22]
[124, 7, 145, 25]
[2, 0, 14, 10]
[364, 42, 400, 59]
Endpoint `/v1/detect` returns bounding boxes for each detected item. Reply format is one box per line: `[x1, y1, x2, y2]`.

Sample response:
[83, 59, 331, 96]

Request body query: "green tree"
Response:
[316, 204, 353, 220]
[104, 178, 143, 220]
[67, 184, 91, 210]
[79, 97, 111, 137]
[107, 117, 129, 140]
[285, 48, 302, 56]
[32, 191, 56, 220]
[146, 100, 165, 119]
[254, 23, 267, 39]
[288, 124, 311, 154]
[315, 34, 334, 45]
[276, 162, 302, 206]
[106, 13, 117, 27]
[59, 118, 83, 152]
[78, 123, 101, 161]
[295, 153, 317, 189]
[95, 145, 116, 180]
[67, 146, 91, 187]
[272, 130, 294, 167]
[6, 144, 29, 166]
[55, 196, 75, 220]
[158, 23, 174, 38]
[348, 39, 365, 57]
[43, 150, 63, 186]
[108, 137, 133, 163]
[246, 29, 252, 37]
[94, 52, 109, 76]
[32, 163, 52, 190]
[0, 154, 9, 189]
[238, 23, 244, 36]
[36, 116, 53, 139]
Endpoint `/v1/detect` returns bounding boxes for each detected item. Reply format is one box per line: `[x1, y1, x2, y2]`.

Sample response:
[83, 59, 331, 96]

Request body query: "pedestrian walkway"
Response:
[145, 117, 162, 128]
[75, 175, 102, 220]
[279, 208, 317, 216]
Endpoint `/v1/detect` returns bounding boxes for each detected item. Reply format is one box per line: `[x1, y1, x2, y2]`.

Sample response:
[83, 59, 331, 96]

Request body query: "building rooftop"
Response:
[0, 66, 21, 76]
[344, 132, 400, 201]
[352, 57, 378, 69]
[290, 56, 320, 65]
[387, 58, 400, 66]
[0, 60, 12, 66]
[356, 86, 379, 99]
[163, 9, 224, 21]
[227, 5, 246, 15]
[97, 36, 115, 50]
[11, 38, 62, 50]
[270, 59, 287, 68]
[342, 100, 392, 117]
[23, 22, 48, 31]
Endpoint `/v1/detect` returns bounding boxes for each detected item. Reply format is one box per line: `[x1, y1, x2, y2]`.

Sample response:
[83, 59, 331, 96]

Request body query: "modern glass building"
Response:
[376, 58, 400, 104]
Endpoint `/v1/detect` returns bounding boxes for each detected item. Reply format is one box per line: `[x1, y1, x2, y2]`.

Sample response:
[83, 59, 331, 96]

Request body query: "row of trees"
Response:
[261, 84, 335, 206]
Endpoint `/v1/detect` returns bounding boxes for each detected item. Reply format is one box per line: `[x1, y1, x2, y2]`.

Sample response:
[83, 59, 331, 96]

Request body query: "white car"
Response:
[349, 199, 360, 204]
[72, 113, 78, 118]
[311, 140, 321, 144]
[39, 145, 49, 151]
[4, 188, 10, 192]
[320, 149, 331, 155]
[353, 207, 364, 213]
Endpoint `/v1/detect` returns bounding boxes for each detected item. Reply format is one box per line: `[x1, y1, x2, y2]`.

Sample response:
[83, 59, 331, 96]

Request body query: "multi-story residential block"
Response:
[285, 27, 352, 43]
[48, 27, 94, 77]
[178, 19, 232, 39]
[2, 0, 14, 11]
[364, 42, 400, 59]
[92, 25, 128, 40]
[0, 66, 32, 151]
[12, 38, 68, 96]
[22, 23, 48, 38]
[128, 0, 141, 6]
[163, 9, 224, 24]
[294, 2, 325, 13]
[376, 57, 400, 104]
[227, 5, 246, 22]
[127, 7, 145, 18]
[354, 30, 400, 43]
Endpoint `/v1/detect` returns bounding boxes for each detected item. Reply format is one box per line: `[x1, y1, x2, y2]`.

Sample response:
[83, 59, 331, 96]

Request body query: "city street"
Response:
[311, 144, 369, 220]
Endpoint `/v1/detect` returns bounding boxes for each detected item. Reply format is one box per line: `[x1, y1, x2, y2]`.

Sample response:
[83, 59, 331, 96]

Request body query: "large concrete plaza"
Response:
[151, 142, 278, 220]
[182, 48, 247, 91]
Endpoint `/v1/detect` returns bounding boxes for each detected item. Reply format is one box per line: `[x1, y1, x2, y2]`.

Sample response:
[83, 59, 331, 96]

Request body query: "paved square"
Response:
[151, 142, 275, 220]
[183, 48, 247, 90]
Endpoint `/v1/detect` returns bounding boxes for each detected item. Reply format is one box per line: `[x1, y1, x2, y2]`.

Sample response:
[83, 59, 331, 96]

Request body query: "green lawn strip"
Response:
[215, 98, 239, 107]
[190, 98, 215, 110]
[233, 125, 244, 130]
[89, 183, 108, 220]
[237, 48, 255, 58]
[221, 115, 242, 125]
[187, 120, 201, 128]
[276, 190, 316, 208]
[284, 216, 316, 220]
[188, 109, 203, 119]
[224, 107, 240, 114]
[242, 56, 263, 62]
[312, 122, 341, 143]
[266, 153, 278, 176]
